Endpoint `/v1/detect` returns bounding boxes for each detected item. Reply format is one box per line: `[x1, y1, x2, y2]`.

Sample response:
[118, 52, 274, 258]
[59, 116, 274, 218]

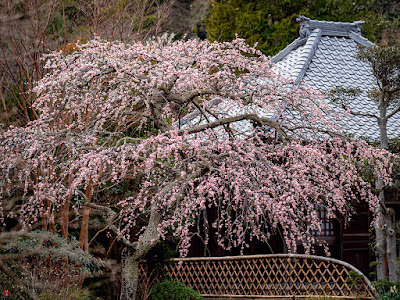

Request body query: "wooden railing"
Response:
[140, 254, 376, 299]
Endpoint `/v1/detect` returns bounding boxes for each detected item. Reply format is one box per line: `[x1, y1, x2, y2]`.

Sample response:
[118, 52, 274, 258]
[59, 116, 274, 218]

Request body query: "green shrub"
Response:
[373, 279, 400, 300]
[1, 230, 103, 299]
[38, 287, 98, 300]
[381, 293, 400, 300]
[149, 280, 202, 300]
[373, 278, 397, 294]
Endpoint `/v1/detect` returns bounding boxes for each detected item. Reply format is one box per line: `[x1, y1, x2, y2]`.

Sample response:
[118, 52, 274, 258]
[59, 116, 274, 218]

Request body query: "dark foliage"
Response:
[206, 0, 400, 55]
[149, 280, 202, 300]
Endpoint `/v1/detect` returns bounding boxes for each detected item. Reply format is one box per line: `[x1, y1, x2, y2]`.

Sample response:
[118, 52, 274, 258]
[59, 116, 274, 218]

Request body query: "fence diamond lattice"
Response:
[139, 254, 376, 299]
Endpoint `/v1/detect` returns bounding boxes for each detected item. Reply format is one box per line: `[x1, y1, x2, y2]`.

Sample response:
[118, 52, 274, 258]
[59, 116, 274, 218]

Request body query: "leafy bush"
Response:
[1, 230, 103, 299]
[38, 287, 97, 300]
[373, 279, 400, 300]
[149, 280, 202, 300]
[381, 292, 400, 300]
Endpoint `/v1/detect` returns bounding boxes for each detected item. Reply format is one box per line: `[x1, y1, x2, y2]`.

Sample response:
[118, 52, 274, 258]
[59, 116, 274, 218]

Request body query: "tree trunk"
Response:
[378, 95, 388, 150]
[120, 206, 161, 300]
[375, 105, 391, 280]
[60, 197, 70, 238]
[386, 208, 398, 282]
[60, 174, 72, 239]
[375, 199, 388, 280]
[79, 180, 93, 251]
[121, 247, 140, 300]
[79, 204, 90, 251]
[118, 174, 203, 299]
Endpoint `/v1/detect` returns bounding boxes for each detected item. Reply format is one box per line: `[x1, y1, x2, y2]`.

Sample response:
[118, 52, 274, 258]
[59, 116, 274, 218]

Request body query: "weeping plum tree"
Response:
[0, 38, 395, 299]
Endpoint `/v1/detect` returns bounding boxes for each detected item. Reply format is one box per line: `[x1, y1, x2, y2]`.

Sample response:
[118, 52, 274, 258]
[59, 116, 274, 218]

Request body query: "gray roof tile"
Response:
[274, 17, 400, 140]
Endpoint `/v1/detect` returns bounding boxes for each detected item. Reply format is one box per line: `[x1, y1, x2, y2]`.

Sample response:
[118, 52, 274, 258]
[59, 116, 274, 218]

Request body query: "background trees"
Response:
[0, 37, 394, 299]
[206, 0, 400, 55]
[0, 0, 173, 128]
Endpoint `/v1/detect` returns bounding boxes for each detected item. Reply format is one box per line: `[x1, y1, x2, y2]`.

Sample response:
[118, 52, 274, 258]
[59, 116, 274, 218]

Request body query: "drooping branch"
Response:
[86, 202, 137, 249]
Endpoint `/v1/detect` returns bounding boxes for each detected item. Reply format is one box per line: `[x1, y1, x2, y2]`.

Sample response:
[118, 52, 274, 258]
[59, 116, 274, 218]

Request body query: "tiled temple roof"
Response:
[273, 16, 400, 140]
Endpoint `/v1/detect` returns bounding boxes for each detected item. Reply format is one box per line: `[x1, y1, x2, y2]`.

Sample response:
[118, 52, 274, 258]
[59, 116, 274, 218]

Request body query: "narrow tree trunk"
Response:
[375, 201, 388, 279]
[47, 199, 57, 233]
[48, 209, 57, 233]
[79, 204, 90, 251]
[79, 180, 93, 251]
[375, 106, 391, 280]
[60, 197, 70, 238]
[386, 208, 398, 282]
[0, 75, 10, 126]
[60, 175, 72, 239]
[378, 94, 389, 150]
[41, 212, 48, 231]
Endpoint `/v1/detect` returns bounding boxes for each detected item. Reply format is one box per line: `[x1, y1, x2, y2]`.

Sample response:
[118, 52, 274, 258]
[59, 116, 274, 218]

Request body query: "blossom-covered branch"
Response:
[0, 37, 394, 299]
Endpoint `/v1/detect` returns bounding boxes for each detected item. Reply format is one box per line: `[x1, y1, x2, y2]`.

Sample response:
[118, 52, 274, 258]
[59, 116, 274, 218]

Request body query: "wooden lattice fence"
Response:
[139, 254, 376, 299]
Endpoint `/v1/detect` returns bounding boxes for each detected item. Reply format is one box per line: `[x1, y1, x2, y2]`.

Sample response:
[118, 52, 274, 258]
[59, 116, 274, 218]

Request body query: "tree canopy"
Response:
[0, 37, 395, 298]
[206, 0, 400, 55]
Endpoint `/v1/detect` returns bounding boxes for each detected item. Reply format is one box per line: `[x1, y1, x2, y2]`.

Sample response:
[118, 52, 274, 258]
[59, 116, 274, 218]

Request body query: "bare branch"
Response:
[192, 99, 234, 138]
[85, 202, 137, 248]
[387, 105, 400, 120]
[347, 109, 379, 120]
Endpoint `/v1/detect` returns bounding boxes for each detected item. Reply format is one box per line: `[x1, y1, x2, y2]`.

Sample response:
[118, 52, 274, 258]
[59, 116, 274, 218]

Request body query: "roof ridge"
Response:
[271, 37, 306, 64]
[292, 28, 322, 84]
[269, 28, 322, 123]
[272, 17, 373, 66]
[297, 15, 364, 38]
[348, 31, 374, 47]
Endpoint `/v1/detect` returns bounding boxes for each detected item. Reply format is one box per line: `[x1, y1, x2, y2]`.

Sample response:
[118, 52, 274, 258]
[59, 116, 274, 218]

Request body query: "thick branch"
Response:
[179, 113, 287, 138]
[283, 125, 348, 139]
[383, 86, 400, 94]
[387, 105, 400, 120]
[191, 99, 234, 138]
[78, 67, 116, 88]
[338, 101, 379, 119]
[162, 89, 220, 104]
[347, 109, 379, 119]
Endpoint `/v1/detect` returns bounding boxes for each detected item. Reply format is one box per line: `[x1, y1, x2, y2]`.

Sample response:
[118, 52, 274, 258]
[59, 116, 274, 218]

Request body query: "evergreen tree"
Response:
[206, 0, 400, 55]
